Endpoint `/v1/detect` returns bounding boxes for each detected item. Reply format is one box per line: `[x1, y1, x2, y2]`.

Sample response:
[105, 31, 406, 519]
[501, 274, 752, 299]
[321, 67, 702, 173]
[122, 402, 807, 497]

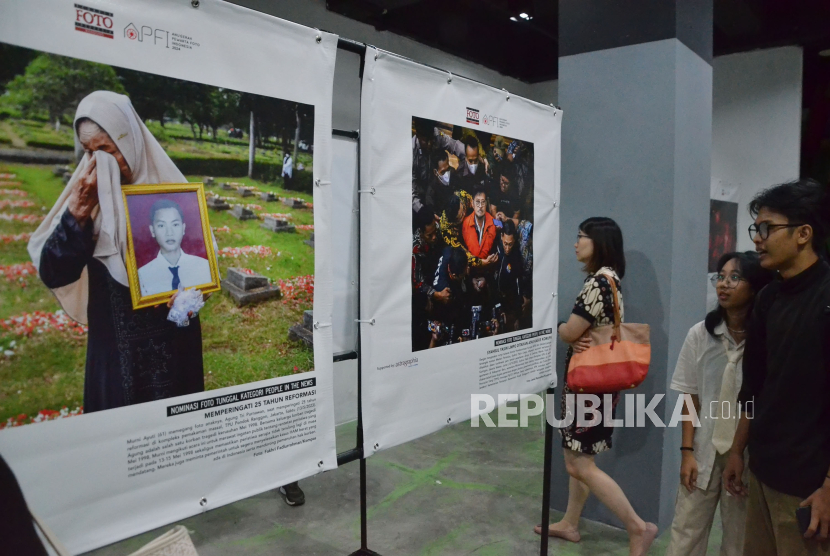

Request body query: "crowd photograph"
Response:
[411, 116, 534, 351]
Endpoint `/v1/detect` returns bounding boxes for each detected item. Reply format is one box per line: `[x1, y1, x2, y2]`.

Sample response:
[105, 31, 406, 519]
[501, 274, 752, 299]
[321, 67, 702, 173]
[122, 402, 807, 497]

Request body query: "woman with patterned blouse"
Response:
[534, 217, 657, 556]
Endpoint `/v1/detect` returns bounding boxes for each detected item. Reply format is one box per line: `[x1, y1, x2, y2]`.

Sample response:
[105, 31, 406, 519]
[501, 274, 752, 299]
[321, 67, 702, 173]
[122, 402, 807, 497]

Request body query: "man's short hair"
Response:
[463, 135, 479, 153]
[431, 147, 449, 168]
[413, 204, 434, 231]
[445, 194, 462, 219]
[447, 247, 467, 276]
[472, 186, 488, 203]
[501, 218, 516, 237]
[149, 199, 184, 224]
[749, 179, 830, 252]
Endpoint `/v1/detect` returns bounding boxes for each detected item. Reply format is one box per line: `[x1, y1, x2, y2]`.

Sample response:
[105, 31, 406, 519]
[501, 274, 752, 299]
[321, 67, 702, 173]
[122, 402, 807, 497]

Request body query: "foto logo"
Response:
[466, 108, 480, 125]
[74, 3, 113, 39]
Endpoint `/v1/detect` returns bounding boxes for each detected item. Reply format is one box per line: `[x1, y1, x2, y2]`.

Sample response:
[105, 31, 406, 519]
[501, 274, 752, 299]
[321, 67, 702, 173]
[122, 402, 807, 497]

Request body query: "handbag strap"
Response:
[598, 272, 621, 340]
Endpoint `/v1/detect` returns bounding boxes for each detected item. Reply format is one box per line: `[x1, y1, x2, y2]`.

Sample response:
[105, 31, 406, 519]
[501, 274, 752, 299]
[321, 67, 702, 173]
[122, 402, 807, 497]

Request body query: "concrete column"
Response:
[553, 0, 713, 531]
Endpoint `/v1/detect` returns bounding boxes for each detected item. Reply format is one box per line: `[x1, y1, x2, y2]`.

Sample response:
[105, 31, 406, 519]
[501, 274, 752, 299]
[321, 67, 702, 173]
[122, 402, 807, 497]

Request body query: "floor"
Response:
[84, 414, 723, 556]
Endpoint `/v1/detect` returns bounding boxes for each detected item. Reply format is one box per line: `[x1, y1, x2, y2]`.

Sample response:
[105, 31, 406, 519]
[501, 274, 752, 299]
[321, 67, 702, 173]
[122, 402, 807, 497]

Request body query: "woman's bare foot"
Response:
[532, 521, 581, 542]
[628, 522, 657, 556]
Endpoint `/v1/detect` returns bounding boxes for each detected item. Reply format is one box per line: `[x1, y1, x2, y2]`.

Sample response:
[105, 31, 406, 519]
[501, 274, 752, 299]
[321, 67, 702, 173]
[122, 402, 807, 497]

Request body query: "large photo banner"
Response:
[359, 49, 561, 455]
[0, 0, 337, 552]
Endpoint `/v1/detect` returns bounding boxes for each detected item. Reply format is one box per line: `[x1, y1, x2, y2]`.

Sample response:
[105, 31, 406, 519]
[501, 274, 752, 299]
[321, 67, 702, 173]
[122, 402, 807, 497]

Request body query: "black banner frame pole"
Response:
[331, 36, 382, 556]
[539, 386, 555, 555]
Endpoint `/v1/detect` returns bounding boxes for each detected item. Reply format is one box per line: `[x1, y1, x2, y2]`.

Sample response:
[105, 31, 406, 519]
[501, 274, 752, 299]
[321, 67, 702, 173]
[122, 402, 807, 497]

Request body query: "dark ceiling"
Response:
[326, 0, 830, 83]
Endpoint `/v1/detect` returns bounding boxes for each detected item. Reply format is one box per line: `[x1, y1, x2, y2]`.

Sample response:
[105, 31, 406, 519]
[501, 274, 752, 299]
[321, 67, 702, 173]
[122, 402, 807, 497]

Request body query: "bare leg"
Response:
[534, 460, 590, 541]
[564, 449, 657, 556]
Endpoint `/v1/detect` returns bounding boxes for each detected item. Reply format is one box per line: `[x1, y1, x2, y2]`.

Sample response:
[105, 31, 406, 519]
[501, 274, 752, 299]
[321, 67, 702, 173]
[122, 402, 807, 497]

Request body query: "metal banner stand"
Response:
[330, 36, 382, 556]
[539, 386, 555, 555]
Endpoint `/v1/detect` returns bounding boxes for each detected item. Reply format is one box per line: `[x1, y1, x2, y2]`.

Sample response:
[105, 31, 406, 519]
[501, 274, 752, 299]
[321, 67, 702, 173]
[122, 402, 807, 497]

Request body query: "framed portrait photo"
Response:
[122, 183, 220, 310]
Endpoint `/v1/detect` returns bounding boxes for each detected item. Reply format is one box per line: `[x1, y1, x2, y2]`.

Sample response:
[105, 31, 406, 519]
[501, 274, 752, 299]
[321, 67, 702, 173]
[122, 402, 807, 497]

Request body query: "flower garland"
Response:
[217, 245, 274, 259]
[296, 225, 314, 231]
[0, 407, 84, 430]
[258, 213, 293, 220]
[212, 226, 231, 233]
[1, 310, 88, 337]
[0, 233, 32, 243]
[0, 200, 36, 209]
[0, 189, 27, 197]
[0, 173, 17, 179]
[244, 204, 263, 211]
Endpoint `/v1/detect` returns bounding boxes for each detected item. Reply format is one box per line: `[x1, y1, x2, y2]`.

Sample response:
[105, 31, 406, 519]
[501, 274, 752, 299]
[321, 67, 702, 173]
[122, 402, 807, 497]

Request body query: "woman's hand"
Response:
[67, 157, 99, 223]
[680, 451, 698, 492]
[571, 332, 592, 353]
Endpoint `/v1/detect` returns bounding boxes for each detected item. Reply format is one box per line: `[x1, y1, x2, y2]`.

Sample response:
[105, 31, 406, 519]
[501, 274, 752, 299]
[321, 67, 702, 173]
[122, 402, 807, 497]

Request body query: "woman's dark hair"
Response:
[748, 178, 830, 253]
[579, 217, 625, 278]
[704, 251, 775, 337]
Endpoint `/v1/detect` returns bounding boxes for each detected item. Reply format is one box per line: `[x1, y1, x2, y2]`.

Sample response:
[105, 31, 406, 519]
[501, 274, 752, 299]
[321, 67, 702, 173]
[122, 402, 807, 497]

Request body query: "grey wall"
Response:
[555, 38, 710, 530]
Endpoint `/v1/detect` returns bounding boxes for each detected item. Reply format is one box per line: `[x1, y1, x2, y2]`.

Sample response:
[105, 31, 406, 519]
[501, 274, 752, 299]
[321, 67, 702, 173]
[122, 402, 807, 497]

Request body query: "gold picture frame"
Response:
[121, 182, 220, 310]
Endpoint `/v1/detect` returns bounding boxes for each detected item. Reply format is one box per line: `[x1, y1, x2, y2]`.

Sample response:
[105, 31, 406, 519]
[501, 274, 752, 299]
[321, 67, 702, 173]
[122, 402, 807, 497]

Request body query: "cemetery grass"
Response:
[0, 163, 314, 425]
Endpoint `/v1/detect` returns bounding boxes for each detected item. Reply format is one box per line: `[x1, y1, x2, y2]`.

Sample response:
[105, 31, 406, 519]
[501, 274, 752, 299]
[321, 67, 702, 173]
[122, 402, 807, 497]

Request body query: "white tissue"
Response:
[167, 285, 205, 327]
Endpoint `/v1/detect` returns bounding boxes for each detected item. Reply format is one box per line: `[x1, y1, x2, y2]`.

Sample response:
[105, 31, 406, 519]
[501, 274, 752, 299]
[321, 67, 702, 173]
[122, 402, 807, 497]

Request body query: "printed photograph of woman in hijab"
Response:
[0, 44, 317, 425]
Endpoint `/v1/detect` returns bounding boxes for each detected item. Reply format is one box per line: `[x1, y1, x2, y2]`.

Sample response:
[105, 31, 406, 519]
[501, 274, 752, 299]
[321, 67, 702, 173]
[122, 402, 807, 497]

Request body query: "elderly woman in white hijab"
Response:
[28, 91, 205, 413]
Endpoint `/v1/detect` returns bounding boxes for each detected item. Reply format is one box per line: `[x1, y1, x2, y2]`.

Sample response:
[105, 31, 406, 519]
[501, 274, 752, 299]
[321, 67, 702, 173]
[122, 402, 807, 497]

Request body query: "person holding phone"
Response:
[665, 252, 773, 556]
[722, 179, 830, 555]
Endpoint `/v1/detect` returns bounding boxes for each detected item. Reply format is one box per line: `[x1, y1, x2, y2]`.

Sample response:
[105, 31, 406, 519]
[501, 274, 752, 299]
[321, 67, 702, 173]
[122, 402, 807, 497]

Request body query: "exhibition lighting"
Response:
[510, 16, 517, 21]
[820, 48, 830, 57]
[519, 12, 532, 20]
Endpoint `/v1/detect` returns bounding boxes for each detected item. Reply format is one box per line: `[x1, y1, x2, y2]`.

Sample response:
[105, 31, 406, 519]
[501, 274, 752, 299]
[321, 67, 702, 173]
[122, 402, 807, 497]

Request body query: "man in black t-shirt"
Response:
[490, 165, 521, 227]
[723, 179, 830, 555]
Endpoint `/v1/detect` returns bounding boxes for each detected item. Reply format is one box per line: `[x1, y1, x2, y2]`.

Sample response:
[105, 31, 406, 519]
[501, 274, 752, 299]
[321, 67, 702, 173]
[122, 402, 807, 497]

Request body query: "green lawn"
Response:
[0, 163, 315, 426]
[3, 118, 314, 170]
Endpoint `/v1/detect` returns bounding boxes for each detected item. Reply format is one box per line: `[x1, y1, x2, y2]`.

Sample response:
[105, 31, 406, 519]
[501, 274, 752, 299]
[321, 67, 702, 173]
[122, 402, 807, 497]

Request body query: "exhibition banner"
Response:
[0, 0, 338, 552]
[359, 49, 561, 455]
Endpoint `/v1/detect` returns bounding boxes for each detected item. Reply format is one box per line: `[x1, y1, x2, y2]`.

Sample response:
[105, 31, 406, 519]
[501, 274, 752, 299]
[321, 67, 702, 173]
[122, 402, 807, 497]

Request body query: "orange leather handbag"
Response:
[566, 274, 650, 393]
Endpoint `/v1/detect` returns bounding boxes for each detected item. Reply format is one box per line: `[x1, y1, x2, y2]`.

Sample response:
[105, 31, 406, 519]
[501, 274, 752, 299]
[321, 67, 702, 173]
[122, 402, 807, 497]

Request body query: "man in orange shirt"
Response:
[462, 187, 498, 264]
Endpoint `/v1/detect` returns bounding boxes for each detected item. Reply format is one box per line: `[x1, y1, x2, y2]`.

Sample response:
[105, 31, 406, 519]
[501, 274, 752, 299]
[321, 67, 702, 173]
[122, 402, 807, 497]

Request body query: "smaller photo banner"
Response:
[359, 49, 561, 455]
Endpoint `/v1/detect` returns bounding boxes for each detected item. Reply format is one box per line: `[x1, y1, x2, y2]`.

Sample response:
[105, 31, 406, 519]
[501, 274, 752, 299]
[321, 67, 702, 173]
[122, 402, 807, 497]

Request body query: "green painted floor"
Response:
[84, 413, 723, 556]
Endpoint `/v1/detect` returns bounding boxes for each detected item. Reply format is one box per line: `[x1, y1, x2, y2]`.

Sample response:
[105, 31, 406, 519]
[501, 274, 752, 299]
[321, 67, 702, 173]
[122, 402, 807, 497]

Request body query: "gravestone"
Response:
[203, 177, 215, 186]
[238, 189, 253, 198]
[282, 198, 307, 209]
[207, 197, 230, 211]
[304, 232, 315, 249]
[260, 192, 277, 202]
[288, 310, 314, 348]
[53, 165, 70, 177]
[260, 216, 296, 233]
[221, 267, 281, 307]
[221, 182, 234, 191]
[230, 205, 257, 220]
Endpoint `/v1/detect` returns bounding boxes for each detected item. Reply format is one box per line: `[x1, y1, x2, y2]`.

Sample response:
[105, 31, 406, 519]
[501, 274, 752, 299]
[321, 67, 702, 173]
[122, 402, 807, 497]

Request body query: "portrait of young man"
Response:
[137, 198, 212, 297]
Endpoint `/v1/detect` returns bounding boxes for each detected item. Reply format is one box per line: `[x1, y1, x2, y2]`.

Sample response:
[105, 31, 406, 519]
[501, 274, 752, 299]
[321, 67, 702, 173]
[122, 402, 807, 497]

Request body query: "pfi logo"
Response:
[74, 4, 113, 39]
[124, 23, 170, 48]
[466, 107, 480, 125]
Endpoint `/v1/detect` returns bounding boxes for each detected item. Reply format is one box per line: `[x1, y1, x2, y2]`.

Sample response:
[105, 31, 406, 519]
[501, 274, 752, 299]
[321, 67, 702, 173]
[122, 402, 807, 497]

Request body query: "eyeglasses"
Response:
[748, 222, 805, 241]
[576, 233, 590, 242]
[473, 199, 488, 207]
[709, 273, 745, 289]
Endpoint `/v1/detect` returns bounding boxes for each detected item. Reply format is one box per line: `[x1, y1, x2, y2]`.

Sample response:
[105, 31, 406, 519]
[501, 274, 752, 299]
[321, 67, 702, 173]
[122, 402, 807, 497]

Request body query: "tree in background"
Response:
[5, 53, 124, 130]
